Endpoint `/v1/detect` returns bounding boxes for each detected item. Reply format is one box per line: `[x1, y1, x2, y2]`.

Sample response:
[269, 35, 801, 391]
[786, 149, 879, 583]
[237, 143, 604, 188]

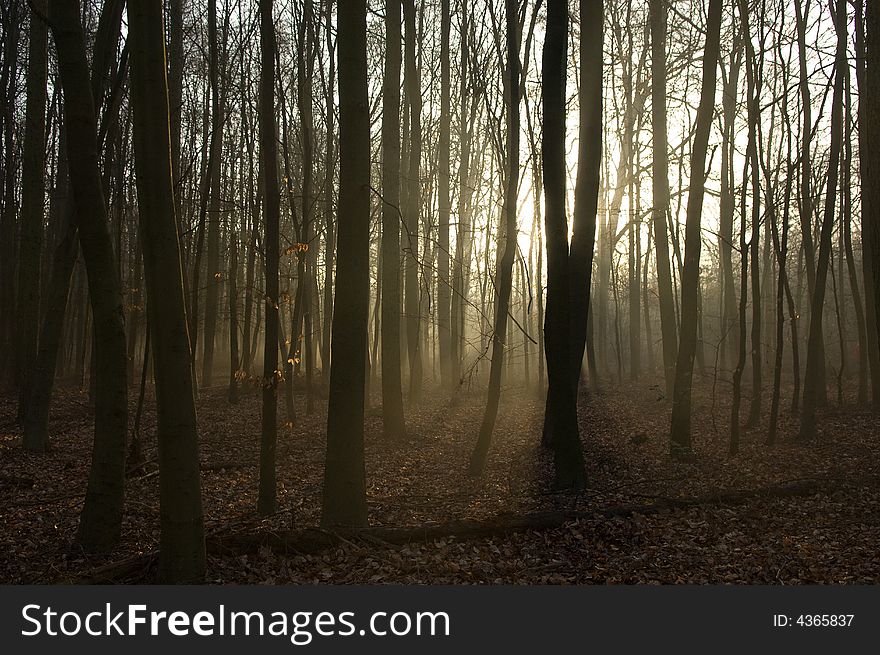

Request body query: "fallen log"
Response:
[65, 477, 851, 584]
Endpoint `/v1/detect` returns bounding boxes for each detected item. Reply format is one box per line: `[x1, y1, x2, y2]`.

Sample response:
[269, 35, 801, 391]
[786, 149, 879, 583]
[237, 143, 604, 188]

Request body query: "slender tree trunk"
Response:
[795, 0, 827, 404]
[469, 0, 520, 476]
[16, 0, 48, 419]
[201, 0, 224, 387]
[856, 0, 880, 407]
[730, 170, 749, 455]
[451, 4, 471, 387]
[800, 0, 846, 440]
[649, 0, 677, 396]
[0, 2, 21, 383]
[434, 0, 452, 390]
[380, 0, 406, 439]
[228, 231, 240, 403]
[403, 0, 422, 404]
[719, 45, 741, 371]
[321, 0, 336, 384]
[767, 68, 795, 445]
[669, 0, 722, 459]
[257, 0, 280, 516]
[22, 209, 75, 451]
[169, 0, 185, 233]
[299, 0, 316, 414]
[842, 68, 868, 406]
[741, 0, 762, 427]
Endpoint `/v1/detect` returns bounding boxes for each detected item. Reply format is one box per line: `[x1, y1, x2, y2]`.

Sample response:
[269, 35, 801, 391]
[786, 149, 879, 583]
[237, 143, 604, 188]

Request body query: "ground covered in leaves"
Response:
[1, 374, 878, 584]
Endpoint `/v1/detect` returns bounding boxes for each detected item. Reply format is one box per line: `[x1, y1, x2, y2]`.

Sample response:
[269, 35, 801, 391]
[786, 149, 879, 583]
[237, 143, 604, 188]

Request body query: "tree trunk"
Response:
[128, 0, 205, 582]
[0, 2, 21, 384]
[649, 0, 677, 396]
[403, 0, 422, 404]
[321, 0, 336, 384]
[321, 0, 369, 528]
[741, 0, 762, 428]
[201, 0, 224, 387]
[15, 0, 48, 419]
[719, 44, 741, 371]
[23, 0, 124, 452]
[842, 67, 868, 406]
[51, 0, 128, 551]
[545, 0, 602, 488]
[380, 0, 406, 439]
[668, 0, 722, 459]
[794, 0, 827, 404]
[469, 0, 520, 477]
[857, 0, 880, 407]
[257, 0, 281, 517]
[451, 4, 471, 387]
[800, 0, 846, 440]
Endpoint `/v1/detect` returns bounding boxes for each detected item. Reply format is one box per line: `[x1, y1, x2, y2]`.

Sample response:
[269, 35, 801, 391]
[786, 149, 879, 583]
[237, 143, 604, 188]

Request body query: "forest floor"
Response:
[1, 373, 878, 584]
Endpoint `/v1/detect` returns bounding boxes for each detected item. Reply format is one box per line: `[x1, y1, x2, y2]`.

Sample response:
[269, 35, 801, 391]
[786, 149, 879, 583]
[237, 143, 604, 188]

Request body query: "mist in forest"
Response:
[0, 0, 878, 585]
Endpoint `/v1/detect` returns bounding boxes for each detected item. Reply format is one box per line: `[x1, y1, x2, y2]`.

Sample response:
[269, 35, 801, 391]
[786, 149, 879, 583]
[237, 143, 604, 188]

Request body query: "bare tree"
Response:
[669, 0, 723, 459]
[51, 0, 129, 550]
[258, 0, 281, 516]
[128, 0, 205, 582]
[321, 0, 369, 528]
[381, 0, 407, 439]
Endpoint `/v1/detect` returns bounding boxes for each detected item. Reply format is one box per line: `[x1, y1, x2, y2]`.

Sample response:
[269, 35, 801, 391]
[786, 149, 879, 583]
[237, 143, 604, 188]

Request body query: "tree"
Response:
[258, 0, 281, 516]
[800, 0, 847, 439]
[15, 0, 48, 420]
[860, 0, 880, 406]
[451, 2, 473, 387]
[668, 0, 722, 459]
[794, 0, 827, 404]
[570, 0, 603, 397]
[540, 0, 594, 490]
[741, 0, 763, 429]
[50, 0, 128, 551]
[127, 0, 205, 582]
[321, 0, 369, 528]
[469, 0, 520, 476]
[437, 0, 452, 389]
[23, 0, 125, 452]
[649, 0, 677, 396]
[381, 0, 406, 440]
[403, 0, 423, 403]
[719, 36, 742, 371]
[199, 0, 224, 387]
[0, 1, 22, 385]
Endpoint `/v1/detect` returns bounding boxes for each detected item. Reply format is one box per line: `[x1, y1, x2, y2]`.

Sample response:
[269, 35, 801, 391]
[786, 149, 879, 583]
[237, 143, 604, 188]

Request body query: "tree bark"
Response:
[51, 0, 128, 551]
[321, 0, 369, 528]
[15, 0, 48, 419]
[669, 0, 722, 459]
[437, 0, 452, 389]
[381, 0, 406, 439]
[469, 0, 520, 477]
[257, 0, 280, 516]
[127, 0, 205, 582]
[649, 0, 677, 397]
[857, 0, 880, 407]
[799, 0, 846, 440]
[403, 0, 422, 404]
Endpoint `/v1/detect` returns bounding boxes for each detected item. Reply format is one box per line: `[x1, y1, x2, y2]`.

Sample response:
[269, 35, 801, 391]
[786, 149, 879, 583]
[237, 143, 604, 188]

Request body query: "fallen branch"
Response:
[200, 461, 255, 472]
[66, 477, 853, 584]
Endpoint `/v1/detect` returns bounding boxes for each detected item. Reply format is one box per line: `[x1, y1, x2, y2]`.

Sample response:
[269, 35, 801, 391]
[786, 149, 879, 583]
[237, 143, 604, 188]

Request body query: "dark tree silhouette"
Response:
[321, 0, 369, 528]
